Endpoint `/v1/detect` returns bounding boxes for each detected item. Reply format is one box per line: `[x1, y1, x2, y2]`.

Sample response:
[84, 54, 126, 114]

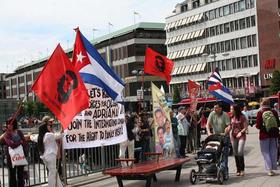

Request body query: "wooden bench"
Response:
[104, 157, 191, 187]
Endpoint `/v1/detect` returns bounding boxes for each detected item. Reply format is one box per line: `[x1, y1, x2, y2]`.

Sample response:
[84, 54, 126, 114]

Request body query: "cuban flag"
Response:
[72, 28, 125, 102]
[207, 68, 234, 104]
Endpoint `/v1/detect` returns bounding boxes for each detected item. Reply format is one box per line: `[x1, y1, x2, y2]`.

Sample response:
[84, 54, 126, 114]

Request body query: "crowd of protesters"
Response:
[0, 97, 279, 186]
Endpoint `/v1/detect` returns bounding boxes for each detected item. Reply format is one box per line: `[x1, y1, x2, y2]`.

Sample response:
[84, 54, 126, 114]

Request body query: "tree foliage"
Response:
[22, 100, 50, 117]
[270, 70, 280, 94]
[173, 85, 181, 104]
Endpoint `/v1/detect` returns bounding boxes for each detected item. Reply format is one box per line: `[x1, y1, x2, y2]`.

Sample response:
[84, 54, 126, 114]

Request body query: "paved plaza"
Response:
[66, 126, 280, 187]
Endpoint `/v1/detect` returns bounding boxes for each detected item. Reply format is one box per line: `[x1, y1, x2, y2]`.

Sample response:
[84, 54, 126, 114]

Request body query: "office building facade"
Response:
[5, 22, 167, 112]
[166, 0, 280, 98]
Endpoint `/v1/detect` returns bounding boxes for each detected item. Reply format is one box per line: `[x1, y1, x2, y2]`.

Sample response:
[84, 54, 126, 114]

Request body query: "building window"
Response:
[239, 0, 246, 11]
[227, 59, 232, 70]
[250, 0, 255, 8]
[193, 0, 200, 9]
[242, 56, 248, 68]
[181, 4, 188, 12]
[225, 40, 230, 51]
[223, 5, 230, 16]
[253, 55, 258, 66]
[232, 58, 236, 69]
[230, 21, 235, 31]
[235, 20, 239, 30]
[236, 57, 241, 68]
[252, 34, 257, 46]
[221, 60, 226, 70]
[219, 7, 223, 17]
[231, 39, 236, 50]
[229, 4, 234, 14]
[216, 25, 220, 35]
[211, 43, 216, 52]
[246, 17, 251, 28]
[215, 8, 220, 18]
[240, 18, 246, 29]
[220, 24, 224, 34]
[233, 78, 237, 88]
[209, 9, 215, 20]
[234, 2, 239, 12]
[240, 37, 247, 49]
[216, 43, 220, 53]
[247, 36, 252, 47]
[210, 27, 216, 36]
[248, 55, 253, 67]
[235, 38, 240, 50]
[251, 16, 256, 26]
[220, 41, 225, 52]
[224, 23, 230, 33]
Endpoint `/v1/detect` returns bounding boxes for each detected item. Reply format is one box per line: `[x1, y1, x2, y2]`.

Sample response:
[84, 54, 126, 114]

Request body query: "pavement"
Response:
[66, 126, 280, 187]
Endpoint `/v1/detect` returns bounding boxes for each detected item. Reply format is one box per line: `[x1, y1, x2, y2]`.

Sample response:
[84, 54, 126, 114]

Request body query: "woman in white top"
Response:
[37, 116, 64, 187]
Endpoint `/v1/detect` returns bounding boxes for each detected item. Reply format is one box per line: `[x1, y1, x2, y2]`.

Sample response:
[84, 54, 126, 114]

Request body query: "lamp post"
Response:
[132, 69, 144, 113]
[92, 28, 98, 40]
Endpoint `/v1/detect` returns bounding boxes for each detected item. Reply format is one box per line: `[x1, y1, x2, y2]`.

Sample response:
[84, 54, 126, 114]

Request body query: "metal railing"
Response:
[0, 142, 120, 186]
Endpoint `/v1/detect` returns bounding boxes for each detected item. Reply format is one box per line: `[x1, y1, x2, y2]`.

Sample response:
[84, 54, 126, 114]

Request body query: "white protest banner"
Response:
[63, 85, 127, 149]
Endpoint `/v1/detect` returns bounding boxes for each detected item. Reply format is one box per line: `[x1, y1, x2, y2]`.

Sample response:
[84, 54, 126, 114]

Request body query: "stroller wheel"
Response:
[217, 169, 224, 185]
[190, 169, 197, 184]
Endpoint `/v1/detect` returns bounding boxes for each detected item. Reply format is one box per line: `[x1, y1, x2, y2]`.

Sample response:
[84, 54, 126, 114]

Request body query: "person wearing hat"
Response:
[37, 116, 64, 187]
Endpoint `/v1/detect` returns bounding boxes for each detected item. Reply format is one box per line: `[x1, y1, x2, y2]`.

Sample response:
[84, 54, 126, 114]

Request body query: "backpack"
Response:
[262, 110, 279, 136]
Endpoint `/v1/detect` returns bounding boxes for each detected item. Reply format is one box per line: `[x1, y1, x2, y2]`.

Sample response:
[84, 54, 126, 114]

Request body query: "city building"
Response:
[5, 22, 167, 112]
[165, 0, 280, 99]
[0, 73, 6, 99]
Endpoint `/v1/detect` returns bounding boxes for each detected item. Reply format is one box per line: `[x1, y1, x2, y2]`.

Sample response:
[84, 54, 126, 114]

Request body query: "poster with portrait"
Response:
[63, 84, 127, 149]
[152, 82, 174, 157]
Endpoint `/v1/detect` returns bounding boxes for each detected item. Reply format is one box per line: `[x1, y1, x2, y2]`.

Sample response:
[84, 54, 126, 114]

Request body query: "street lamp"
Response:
[92, 28, 98, 40]
[131, 69, 145, 113]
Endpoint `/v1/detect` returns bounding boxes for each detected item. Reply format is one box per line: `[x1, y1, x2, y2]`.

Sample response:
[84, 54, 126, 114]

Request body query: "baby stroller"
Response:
[190, 134, 225, 184]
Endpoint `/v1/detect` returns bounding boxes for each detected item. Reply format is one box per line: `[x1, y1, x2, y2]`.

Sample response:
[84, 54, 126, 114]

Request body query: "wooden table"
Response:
[104, 157, 191, 187]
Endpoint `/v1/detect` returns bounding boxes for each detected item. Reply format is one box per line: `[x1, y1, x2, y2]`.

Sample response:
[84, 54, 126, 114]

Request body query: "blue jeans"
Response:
[221, 136, 230, 178]
[260, 138, 278, 171]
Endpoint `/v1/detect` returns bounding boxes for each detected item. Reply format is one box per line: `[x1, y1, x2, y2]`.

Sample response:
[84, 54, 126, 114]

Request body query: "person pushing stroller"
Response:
[206, 103, 231, 180]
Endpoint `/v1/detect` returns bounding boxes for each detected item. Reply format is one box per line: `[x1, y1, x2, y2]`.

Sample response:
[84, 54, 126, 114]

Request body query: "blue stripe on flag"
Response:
[207, 68, 234, 104]
[211, 74, 222, 83]
[80, 33, 124, 86]
[209, 91, 234, 104]
[80, 73, 118, 100]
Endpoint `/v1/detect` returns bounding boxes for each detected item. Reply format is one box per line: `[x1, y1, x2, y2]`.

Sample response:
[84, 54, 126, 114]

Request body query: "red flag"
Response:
[144, 47, 174, 85]
[188, 80, 200, 112]
[188, 80, 200, 97]
[32, 44, 89, 129]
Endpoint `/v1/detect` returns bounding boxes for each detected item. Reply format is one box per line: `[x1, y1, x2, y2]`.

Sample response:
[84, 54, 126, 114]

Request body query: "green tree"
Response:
[270, 70, 280, 94]
[22, 100, 50, 117]
[22, 101, 37, 117]
[173, 85, 181, 104]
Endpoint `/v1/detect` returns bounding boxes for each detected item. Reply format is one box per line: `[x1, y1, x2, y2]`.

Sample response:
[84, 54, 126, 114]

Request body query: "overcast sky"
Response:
[0, 0, 180, 73]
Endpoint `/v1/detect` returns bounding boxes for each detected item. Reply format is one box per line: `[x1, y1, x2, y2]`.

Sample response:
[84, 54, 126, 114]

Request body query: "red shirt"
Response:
[255, 107, 280, 140]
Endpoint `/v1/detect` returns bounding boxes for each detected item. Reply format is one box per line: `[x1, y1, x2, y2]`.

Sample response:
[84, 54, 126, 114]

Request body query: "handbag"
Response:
[8, 145, 28, 168]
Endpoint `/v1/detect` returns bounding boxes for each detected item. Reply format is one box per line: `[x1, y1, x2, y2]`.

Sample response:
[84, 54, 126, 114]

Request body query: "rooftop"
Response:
[14, 22, 165, 73]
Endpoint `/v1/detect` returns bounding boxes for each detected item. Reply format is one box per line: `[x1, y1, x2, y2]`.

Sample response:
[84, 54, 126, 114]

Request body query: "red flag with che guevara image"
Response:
[32, 44, 89, 129]
[144, 47, 174, 85]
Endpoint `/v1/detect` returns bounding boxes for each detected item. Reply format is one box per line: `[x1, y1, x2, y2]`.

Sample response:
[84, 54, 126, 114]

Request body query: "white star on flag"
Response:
[76, 52, 85, 63]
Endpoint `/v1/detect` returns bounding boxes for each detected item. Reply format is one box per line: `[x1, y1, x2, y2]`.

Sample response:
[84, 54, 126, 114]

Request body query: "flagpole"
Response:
[141, 70, 145, 113]
[7, 86, 34, 127]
